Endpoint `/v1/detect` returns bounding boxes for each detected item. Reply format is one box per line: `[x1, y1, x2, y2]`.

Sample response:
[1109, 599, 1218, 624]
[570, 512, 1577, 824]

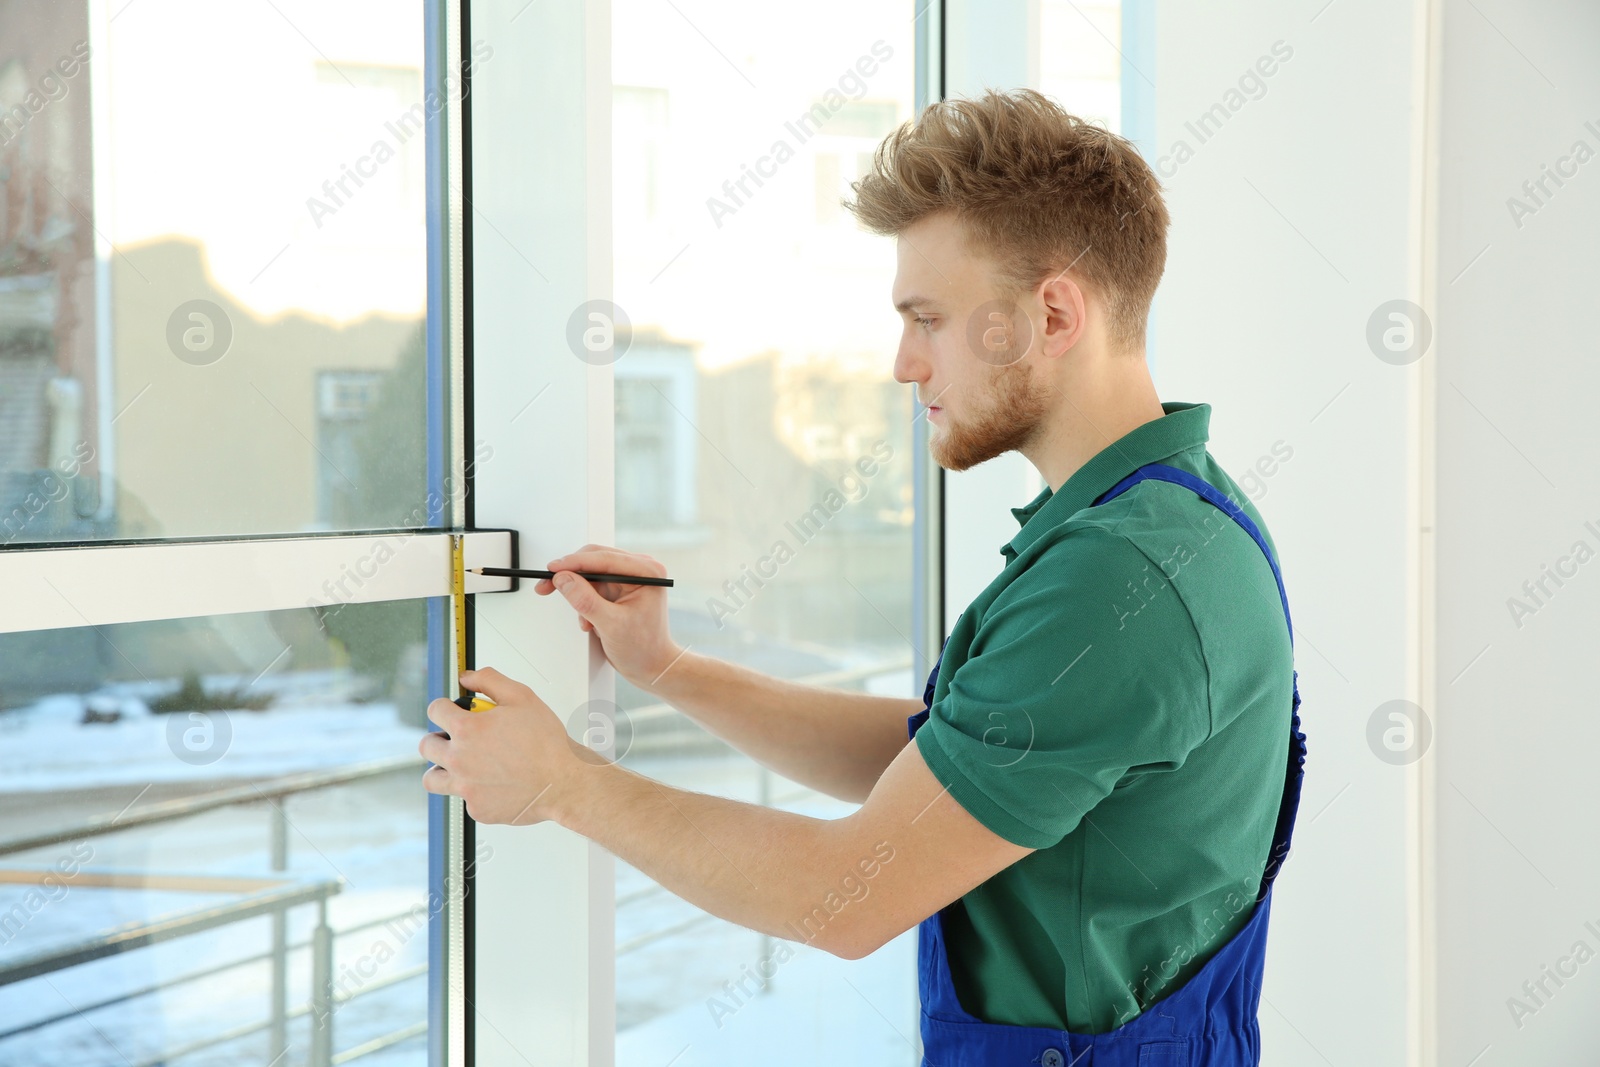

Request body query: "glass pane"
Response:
[0, 599, 441, 1066]
[1037, 0, 1125, 129]
[0, 1, 444, 545]
[611, 4, 918, 1063]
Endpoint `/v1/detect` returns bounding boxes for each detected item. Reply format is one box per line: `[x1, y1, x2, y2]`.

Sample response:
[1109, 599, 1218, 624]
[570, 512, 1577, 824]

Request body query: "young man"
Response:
[421, 88, 1305, 1064]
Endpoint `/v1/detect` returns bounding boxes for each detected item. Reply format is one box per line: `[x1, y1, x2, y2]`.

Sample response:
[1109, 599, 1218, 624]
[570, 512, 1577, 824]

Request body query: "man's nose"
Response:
[893, 334, 928, 386]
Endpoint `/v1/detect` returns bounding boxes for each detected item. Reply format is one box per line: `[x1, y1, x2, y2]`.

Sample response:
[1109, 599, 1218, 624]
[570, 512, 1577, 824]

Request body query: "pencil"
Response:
[469, 566, 674, 588]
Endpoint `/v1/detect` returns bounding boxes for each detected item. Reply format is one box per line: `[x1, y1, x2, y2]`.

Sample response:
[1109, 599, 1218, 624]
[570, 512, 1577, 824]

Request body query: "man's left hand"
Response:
[419, 667, 584, 825]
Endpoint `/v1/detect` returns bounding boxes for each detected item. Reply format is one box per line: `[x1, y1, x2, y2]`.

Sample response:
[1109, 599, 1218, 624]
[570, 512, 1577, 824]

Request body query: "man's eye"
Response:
[915, 317, 934, 329]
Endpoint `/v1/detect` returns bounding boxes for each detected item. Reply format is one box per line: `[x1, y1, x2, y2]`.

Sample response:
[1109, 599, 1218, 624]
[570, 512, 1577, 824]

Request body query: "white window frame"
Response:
[459, 1, 615, 1065]
[468, 2, 944, 1063]
[0, 531, 514, 634]
[459, 1, 967, 1062]
[0, 2, 538, 1064]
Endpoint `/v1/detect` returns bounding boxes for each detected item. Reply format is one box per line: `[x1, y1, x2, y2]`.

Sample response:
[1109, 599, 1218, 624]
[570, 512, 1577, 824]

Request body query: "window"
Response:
[614, 85, 669, 228]
[316, 367, 398, 530]
[615, 338, 699, 535]
[0, 602, 438, 1065]
[611, 2, 919, 1062]
[0, 3, 477, 1064]
[811, 101, 898, 226]
[0, 2, 437, 546]
[1037, 0, 1124, 129]
[5, 1, 945, 1060]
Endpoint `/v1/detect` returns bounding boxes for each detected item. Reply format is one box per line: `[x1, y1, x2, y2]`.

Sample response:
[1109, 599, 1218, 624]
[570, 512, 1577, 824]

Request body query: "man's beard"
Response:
[929, 360, 1053, 472]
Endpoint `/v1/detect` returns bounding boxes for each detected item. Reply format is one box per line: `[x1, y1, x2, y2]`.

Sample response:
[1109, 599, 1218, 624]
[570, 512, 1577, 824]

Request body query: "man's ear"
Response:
[1037, 274, 1088, 360]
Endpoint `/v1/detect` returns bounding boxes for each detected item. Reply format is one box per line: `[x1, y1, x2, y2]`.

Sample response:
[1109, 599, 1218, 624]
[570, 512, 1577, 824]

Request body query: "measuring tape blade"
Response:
[451, 533, 495, 712]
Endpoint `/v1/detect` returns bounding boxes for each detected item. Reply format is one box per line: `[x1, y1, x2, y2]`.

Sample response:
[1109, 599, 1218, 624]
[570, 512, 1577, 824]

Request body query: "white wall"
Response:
[942, 0, 1428, 1063]
[1151, 4, 1424, 1064]
[1157, 3, 1600, 1063]
[1433, 1, 1600, 1062]
[1055, 1, 1600, 1063]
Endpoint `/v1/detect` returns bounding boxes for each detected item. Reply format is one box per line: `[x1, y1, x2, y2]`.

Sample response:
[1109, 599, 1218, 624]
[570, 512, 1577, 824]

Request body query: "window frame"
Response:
[463, 1, 945, 1063]
[0, 0, 976, 1062]
[0, 2, 489, 1063]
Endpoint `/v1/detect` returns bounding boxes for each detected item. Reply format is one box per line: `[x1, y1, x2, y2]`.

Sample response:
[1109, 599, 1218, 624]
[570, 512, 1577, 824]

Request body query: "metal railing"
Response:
[0, 656, 916, 1058]
[615, 657, 913, 1003]
[0, 754, 429, 1066]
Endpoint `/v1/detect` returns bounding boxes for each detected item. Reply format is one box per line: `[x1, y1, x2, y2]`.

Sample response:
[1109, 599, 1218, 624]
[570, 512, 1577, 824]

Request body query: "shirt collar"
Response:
[1002, 401, 1213, 563]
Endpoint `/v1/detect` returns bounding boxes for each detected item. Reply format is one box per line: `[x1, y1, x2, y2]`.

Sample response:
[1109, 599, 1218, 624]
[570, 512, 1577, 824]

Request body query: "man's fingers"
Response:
[552, 542, 613, 561]
[545, 548, 667, 579]
[426, 696, 467, 732]
[458, 666, 534, 707]
[421, 763, 458, 797]
[419, 730, 451, 767]
[542, 547, 666, 606]
[551, 570, 621, 624]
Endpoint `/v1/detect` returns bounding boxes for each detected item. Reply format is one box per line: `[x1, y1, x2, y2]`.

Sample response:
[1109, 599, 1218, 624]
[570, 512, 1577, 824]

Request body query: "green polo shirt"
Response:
[914, 400, 1294, 1034]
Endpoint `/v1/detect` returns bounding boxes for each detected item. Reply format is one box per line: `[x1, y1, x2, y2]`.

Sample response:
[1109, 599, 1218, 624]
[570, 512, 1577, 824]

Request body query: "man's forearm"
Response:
[554, 752, 882, 958]
[641, 649, 919, 803]
[425, 666, 1016, 970]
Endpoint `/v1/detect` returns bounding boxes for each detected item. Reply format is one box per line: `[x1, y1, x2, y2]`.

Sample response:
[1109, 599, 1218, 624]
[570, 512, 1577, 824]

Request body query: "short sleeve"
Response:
[914, 527, 1211, 849]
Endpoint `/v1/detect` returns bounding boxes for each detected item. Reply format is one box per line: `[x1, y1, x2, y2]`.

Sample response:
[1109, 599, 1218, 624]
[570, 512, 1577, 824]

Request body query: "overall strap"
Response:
[907, 636, 947, 740]
[1094, 463, 1293, 649]
[1094, 462, 1307, 901]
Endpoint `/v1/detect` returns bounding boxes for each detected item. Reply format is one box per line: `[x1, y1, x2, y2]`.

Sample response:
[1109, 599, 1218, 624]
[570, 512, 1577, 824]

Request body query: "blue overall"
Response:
[906, 463, 1307, 1067]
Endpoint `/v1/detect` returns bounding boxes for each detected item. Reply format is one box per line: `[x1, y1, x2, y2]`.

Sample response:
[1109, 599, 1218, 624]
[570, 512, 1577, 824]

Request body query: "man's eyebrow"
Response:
[894, 295, 940, 313]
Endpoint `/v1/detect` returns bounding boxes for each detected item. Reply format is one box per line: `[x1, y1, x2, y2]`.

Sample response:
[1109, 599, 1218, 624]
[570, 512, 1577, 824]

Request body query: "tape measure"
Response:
[452, 533, 496, 713]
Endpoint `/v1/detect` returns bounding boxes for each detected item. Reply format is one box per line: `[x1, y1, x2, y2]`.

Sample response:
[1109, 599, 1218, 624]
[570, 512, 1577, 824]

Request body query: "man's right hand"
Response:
[535, 544, 686, 692]
[540, 543, 917, 801]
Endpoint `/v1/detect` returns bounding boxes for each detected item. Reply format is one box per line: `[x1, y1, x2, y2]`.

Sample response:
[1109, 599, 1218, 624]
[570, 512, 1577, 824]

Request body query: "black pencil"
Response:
[469, 566, 674, 588]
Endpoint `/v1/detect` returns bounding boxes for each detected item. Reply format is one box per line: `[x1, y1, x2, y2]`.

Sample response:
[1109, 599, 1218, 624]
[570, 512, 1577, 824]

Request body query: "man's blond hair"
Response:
[845, 87, 1169, 351]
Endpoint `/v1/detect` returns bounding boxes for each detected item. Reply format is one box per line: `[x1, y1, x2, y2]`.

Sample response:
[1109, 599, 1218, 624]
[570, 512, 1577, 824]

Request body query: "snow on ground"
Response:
[0, 678, 432, 1066]
[0, 774, 432, 1066]
[0, 675, 424, 794]
[0, 676, 921, 1065]
[617, 929, 919, 1067]
[613, 753, 920, 1064]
